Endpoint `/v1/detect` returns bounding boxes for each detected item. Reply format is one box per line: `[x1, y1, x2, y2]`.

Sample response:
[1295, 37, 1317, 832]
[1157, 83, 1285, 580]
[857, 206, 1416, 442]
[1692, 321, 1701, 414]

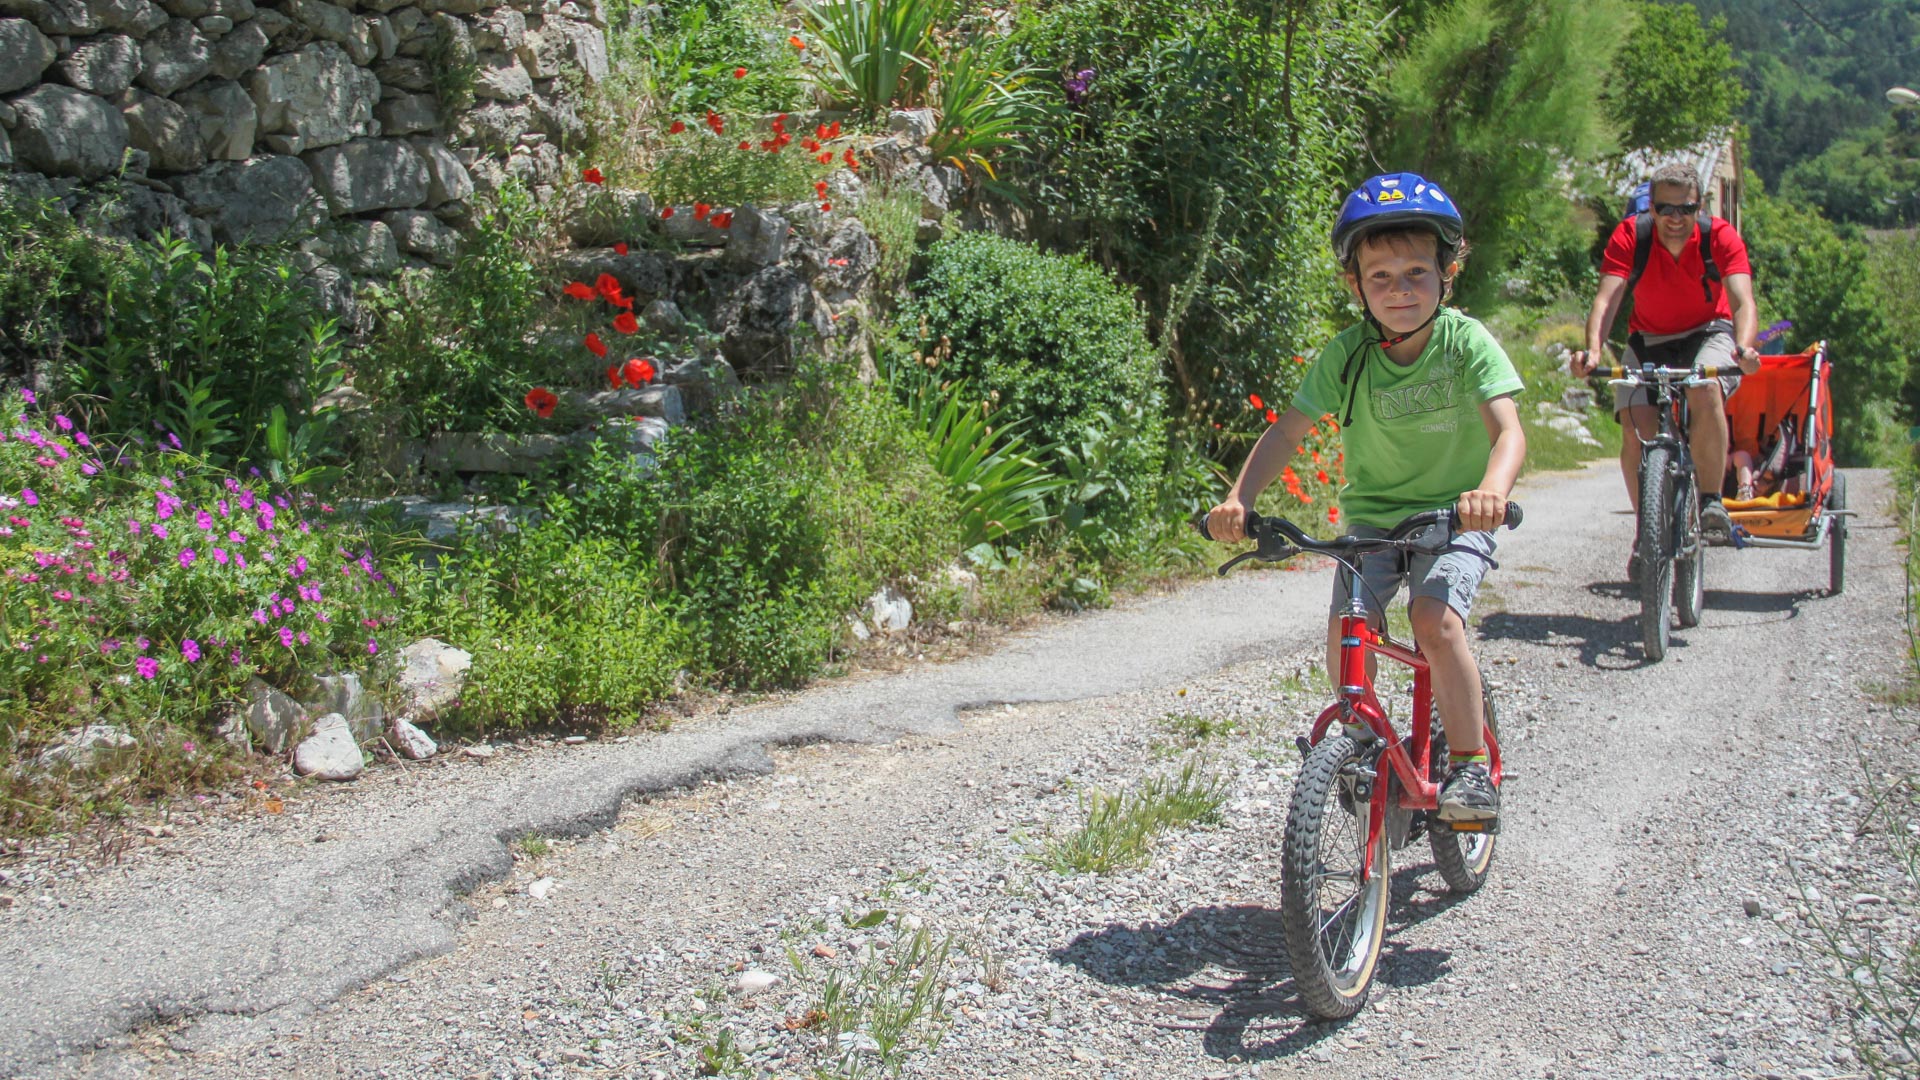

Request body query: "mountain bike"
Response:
[1594, 359, 1740, 662]
[1195, 502, 1521, 1019]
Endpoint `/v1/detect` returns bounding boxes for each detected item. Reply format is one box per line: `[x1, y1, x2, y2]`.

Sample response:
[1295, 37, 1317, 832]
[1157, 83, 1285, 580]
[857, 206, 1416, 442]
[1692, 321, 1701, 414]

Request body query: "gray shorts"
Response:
[1612, 322, 1739, 413]
[1328, 523, 1496, 625]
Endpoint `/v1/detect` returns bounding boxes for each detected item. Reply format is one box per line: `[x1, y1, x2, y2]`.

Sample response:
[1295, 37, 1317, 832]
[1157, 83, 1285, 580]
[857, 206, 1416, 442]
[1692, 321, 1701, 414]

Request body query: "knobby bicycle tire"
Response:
[1281, 734, 1390, 1019]
[1673, 478, 1704, 630]
[1638, 445, 1678, 662]
[1829, 470, 1848, 596]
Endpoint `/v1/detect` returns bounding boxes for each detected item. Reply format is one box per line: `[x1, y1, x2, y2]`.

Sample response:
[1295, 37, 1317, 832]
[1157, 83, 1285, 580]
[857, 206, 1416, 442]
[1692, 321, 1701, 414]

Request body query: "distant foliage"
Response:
[1602, 3, 1743, 154]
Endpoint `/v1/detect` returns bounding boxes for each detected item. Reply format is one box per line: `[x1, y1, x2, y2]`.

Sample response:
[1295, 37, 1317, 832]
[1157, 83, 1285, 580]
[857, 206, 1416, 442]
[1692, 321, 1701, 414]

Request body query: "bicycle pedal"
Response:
[1446, 818, 1502, 836]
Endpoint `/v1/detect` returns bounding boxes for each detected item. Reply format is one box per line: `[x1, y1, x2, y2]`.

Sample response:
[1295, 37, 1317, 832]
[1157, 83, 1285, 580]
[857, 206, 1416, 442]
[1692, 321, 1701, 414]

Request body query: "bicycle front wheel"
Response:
[1281, 734, 1390, 1019]
[1637, 445, 1678, 662]
[1673, 479, 1704, 630]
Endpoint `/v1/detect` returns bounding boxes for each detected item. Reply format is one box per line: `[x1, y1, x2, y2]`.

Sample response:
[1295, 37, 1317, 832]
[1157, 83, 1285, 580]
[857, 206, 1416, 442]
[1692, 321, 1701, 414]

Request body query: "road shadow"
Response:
[1049, 862, 1466, 1062]
[1477, 609, 1648, 670]
[1703, 588, 1822, 620]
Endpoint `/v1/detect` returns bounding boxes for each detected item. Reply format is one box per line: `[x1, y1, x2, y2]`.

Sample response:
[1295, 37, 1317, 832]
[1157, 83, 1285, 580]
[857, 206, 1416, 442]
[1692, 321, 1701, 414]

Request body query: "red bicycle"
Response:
[1197, 503, 1520, 1018]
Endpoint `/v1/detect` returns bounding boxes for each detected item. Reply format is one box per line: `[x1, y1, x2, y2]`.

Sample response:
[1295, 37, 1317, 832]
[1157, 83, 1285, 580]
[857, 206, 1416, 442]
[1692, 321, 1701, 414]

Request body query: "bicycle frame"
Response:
[1304, 563, 1504, 876]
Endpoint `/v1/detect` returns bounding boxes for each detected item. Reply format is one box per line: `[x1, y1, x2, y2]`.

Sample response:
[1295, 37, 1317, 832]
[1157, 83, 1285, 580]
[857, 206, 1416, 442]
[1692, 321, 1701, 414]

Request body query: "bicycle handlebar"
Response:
[1192, 502, 1522, 575]
[1593, 363, 1740, 383]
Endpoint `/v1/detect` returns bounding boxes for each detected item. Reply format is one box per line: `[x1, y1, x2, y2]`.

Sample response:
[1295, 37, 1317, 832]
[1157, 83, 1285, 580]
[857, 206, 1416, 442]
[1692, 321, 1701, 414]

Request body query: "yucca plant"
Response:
[927, 45, 1053, 177]
[909, 378, 1063, 547]
[801, 0, 953, 112]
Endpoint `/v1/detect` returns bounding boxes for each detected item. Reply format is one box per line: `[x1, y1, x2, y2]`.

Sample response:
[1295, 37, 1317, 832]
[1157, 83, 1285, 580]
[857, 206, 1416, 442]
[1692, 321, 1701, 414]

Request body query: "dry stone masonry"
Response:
[0, 0, 610, 296]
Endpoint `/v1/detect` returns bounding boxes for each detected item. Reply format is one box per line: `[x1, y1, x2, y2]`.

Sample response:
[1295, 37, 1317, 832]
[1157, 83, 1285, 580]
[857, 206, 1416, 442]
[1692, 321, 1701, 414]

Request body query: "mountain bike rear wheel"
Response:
[1429, 681, 1499, 894]
[1637, 445, 1678, 662]
[1281, 734, 1390, 1019]
[1673, 479, 1704, 630]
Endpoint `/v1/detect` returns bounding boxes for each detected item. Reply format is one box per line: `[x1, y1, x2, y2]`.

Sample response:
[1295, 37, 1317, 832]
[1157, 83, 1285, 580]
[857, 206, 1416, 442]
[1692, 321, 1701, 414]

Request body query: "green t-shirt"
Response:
[1290, 308, 1523, 528]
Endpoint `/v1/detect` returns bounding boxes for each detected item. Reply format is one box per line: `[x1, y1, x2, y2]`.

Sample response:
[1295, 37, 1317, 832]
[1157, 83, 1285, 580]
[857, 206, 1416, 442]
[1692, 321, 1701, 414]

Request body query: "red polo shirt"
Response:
[1600, 215, 1751, 335]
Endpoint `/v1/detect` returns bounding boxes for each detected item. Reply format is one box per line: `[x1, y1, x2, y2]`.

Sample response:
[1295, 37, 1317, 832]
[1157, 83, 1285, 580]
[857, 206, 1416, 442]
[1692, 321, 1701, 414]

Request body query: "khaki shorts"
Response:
[1328, 523, 1496, 626]
[1612, 323, 1740, 413]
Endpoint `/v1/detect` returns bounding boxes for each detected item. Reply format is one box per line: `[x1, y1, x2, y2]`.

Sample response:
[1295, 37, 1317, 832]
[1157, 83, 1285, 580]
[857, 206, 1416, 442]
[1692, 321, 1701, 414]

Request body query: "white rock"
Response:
[34, 724, 137, 771]
[389, 717, 437, 760]
[527, 876, 554, 899]
[463, 744, 496, 760]
[292, 714, 363, 780]
[736, 970, 780, 994]
[867, 586, 912, 633]
[399, 637, 472, 719]
[846, 614, 872, 642]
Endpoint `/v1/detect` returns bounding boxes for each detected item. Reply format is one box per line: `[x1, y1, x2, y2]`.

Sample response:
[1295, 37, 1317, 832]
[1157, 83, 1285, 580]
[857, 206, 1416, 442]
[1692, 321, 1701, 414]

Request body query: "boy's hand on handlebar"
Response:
[1455, 489, 1508, 533]
[1205, 497, 1251, 544]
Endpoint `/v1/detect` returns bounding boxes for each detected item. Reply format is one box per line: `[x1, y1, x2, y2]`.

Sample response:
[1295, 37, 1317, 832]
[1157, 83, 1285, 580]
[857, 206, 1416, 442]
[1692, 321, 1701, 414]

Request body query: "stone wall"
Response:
[0, 0, 607, 311]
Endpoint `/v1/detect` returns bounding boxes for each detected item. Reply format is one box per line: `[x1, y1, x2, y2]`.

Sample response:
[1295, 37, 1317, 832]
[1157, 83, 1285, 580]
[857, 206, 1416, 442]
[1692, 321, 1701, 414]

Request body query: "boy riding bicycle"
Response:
[1206, 173, 1526, 825]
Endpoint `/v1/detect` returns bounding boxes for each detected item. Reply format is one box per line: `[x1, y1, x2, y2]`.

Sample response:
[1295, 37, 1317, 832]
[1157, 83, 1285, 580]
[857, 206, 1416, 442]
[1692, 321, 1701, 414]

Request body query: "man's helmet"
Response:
[1331, 172, 1464, 266]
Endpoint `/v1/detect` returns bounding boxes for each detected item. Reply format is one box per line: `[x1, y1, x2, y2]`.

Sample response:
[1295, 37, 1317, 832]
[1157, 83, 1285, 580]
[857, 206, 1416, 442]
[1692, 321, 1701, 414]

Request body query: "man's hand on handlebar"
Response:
[1204, 496, 1251, 544]
[1455, 489, 1509, 534]
[1736, 344, 1761, 376]
[1567, 348, 1606, 379]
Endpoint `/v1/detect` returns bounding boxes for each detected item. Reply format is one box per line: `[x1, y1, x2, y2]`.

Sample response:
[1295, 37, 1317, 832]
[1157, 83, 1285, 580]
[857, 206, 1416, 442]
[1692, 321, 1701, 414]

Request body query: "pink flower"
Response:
[135, 656, 158, 679]
[196, 509, 213, 530]
[75, 431, 89, 447]
[296, 631, 310, 645]
[178, 549, 196, 568]
[213, 548, 229, 565]
[20, 388, 34, 405]
[151, 524, 168, 538]
[367, 639, 379, 656]
[279, 627, 294, 647]
[20, 489, 35, 506]
[252, 609, 268, 625]
[181, 639, 200, 662]
[293, 555, 308, 577]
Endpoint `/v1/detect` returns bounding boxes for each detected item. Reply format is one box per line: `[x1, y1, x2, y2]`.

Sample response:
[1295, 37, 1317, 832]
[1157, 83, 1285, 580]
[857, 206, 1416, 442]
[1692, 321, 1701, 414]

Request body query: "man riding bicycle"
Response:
[1567, 162, 1763, 565]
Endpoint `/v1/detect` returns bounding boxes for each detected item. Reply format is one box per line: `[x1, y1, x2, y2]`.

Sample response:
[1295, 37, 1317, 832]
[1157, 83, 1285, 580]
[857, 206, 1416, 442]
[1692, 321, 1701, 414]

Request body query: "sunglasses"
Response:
[1653, 201, 1701, 219]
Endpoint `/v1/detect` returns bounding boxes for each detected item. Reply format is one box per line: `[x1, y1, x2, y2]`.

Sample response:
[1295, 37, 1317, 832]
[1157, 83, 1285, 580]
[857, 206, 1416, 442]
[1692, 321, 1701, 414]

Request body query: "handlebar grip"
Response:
[1697, 365, 1741, 380]
[1190, 510, 1212, 540]
[1592, 365, 1624, 380]
[1503, 501, 1522, 530]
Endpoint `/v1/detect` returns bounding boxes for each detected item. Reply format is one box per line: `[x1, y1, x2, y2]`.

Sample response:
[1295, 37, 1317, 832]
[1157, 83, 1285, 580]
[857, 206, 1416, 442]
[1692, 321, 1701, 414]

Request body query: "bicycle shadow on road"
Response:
[1476, 610, 1645, 670]
[1701, 588, 1821, 621]
[1048, 865, 1463, 1063]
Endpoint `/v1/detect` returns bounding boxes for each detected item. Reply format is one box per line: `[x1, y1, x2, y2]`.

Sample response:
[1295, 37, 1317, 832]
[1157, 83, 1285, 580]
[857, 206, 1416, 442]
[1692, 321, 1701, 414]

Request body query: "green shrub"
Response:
[800, 0, 950, 113]
[356, 187, 556, 437]
[403, 515, 688, 733]
[900, 232, 1166, 547]
[0, 191, 123, 394]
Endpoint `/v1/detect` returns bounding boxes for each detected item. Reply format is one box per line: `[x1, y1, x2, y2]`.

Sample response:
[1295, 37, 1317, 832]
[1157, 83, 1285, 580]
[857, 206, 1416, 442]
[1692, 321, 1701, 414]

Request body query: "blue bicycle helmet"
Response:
[1331, 172, 1464, 266]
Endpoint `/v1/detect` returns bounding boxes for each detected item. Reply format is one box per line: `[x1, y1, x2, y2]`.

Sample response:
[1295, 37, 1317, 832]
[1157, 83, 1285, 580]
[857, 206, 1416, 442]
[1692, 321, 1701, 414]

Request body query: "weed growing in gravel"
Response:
[1034, 757, 1225, 874]
[515, 833, 549, 858]
[1162, 712, 1243, 745]
[783, 921, 955, 1078]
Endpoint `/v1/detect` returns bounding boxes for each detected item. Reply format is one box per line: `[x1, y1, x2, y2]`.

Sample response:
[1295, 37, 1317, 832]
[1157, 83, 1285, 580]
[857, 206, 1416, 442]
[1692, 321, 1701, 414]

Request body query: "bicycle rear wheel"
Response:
[1429, 681, 1499, 894]
[1637, 445, 1677, 662]
[1673, 479, 1704, 630]
[1281, 734, 1390, 1019]
[1829, 470, 1848, 596]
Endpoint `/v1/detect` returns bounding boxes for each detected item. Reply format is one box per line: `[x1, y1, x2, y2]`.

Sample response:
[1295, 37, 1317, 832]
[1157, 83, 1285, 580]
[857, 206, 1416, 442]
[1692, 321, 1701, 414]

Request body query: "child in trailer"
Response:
[1204, 172, 1526, 824]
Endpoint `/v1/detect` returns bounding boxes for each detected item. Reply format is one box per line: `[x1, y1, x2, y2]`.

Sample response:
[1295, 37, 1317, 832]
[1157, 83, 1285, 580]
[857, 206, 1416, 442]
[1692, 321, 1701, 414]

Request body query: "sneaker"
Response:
[1437, 762, 1500, 823]
[1700, 496, 1732, 545]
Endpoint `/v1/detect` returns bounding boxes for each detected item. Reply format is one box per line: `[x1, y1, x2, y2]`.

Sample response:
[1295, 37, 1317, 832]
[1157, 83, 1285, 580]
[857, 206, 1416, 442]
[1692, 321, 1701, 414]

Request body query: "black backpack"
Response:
[1625, 209, 1722, 305]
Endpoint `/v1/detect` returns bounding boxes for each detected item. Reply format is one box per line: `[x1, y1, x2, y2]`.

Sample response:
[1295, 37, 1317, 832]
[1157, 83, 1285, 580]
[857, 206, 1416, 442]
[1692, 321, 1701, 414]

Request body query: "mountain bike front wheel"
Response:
[1637, 445, 1678, 662]
[1281, 734, 1390, 1020]
[1673, 478, 1704, 630]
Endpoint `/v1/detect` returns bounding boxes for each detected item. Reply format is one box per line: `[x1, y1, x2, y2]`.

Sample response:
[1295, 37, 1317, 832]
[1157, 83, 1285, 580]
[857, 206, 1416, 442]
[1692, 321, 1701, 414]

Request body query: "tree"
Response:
[1602, 2, 1744, 153]
[1370, 0, 1633, 306]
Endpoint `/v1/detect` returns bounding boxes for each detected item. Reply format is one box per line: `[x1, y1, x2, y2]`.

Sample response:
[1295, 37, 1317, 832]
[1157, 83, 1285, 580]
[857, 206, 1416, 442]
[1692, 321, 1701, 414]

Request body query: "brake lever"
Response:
[1216, 547, 1294, 577]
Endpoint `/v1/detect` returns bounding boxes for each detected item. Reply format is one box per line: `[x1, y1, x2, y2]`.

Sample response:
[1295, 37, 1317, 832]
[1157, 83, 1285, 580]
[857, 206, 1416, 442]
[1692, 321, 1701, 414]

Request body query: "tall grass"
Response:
[1035, 757, 1225, 874]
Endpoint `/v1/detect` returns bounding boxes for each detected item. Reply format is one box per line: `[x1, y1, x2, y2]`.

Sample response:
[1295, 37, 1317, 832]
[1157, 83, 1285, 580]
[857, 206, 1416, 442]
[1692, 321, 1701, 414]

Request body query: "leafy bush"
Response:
[852, 183, 924, 296]
[648, 123, 836, 209]
[0, 191, 122, 395]
[1015, 0, 1372, 432]
[927, 42, 1054, 177]
[900, 232, 1166, 547]
[899, 374, 1062, 547]
[1, 391, 408, 748]
[402, 512, 688, 733]
[356, 187, 555, 437]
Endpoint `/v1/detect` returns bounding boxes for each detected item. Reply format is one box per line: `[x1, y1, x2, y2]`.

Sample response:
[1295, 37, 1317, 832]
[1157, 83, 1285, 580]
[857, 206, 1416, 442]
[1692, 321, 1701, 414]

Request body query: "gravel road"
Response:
[6, 463, 1914, 1080]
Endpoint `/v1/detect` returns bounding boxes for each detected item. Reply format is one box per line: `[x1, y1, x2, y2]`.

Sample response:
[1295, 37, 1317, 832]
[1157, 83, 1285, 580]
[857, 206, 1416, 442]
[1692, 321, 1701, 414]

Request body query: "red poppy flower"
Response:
[613, 312, 640, 335]
[711, 211, 733, 228]
[803, 138, 819, 153]
[789, 34, 805, 48]
[660, 206, 675, 219]
[581, 167, 604, 185]
[563, 281, 595, 300]
[1294, 354, 1307, 364]
[523, 387, 558, 418]
[585, 333, 608, 358]
[1265, 408, 1278, 424]
[819, 201, 831, 212]
[773, 116, 787, 134]
[669, 120, 686, 134]
[623, 357, 656, 387]
[694, 202, 711, 220]
[1248, 393, 1263, 409]
[816, 123, 829, 140]
[1282, 466, 1298, 485]
[606, 364, 622, 389]
[1307, 426, 1319, 438]
[815, 181, 828, 195]
[614, 241, 629, 255]
[776, 132, 792, 146]
[818, 152, 833, 164]
[611, 294, 633, 310]
[844, 148, 858, 168]
[829, 257, 849, 267]
[828, 120, 841, 138]
[732, 66, 747, 78]
[1328, 506, 1340, 525]
[738, 140, 752, 151]
[595, 273, 621, 298]
[1316, 470, 1329, 484]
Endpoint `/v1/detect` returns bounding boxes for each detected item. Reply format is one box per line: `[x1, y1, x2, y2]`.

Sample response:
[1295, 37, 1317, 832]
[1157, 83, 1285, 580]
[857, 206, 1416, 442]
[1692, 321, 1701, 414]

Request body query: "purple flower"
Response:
[228, 530, 244, 543]
[75, 431, 89, 448]
[150, 523, 168, 538]
[196, 509, 213, 530]
[182, 741, 196, 753]
[80, 463, 97, 475]
[293, 555, 308, 577]
[252, 608, 267, 624]
[181, 639, 200, 662]
[279, 626, 294, 647]
[20, 388, 35, 405]
[217, 499, 229, 516]
[20, 488, 35, 506]
[178, 548, 196, 568]
[213, 548, 229, 565]
[296, 630, 310, 646]
[53, 415, 71, 431]
[99, 639, 122, 653]
[1064, 67, 1095, 104]
[135, 656, 158, 679]
[135, 636, 150, 650]
[367, 639, 379, 656]
[167, 431, 181, 449]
